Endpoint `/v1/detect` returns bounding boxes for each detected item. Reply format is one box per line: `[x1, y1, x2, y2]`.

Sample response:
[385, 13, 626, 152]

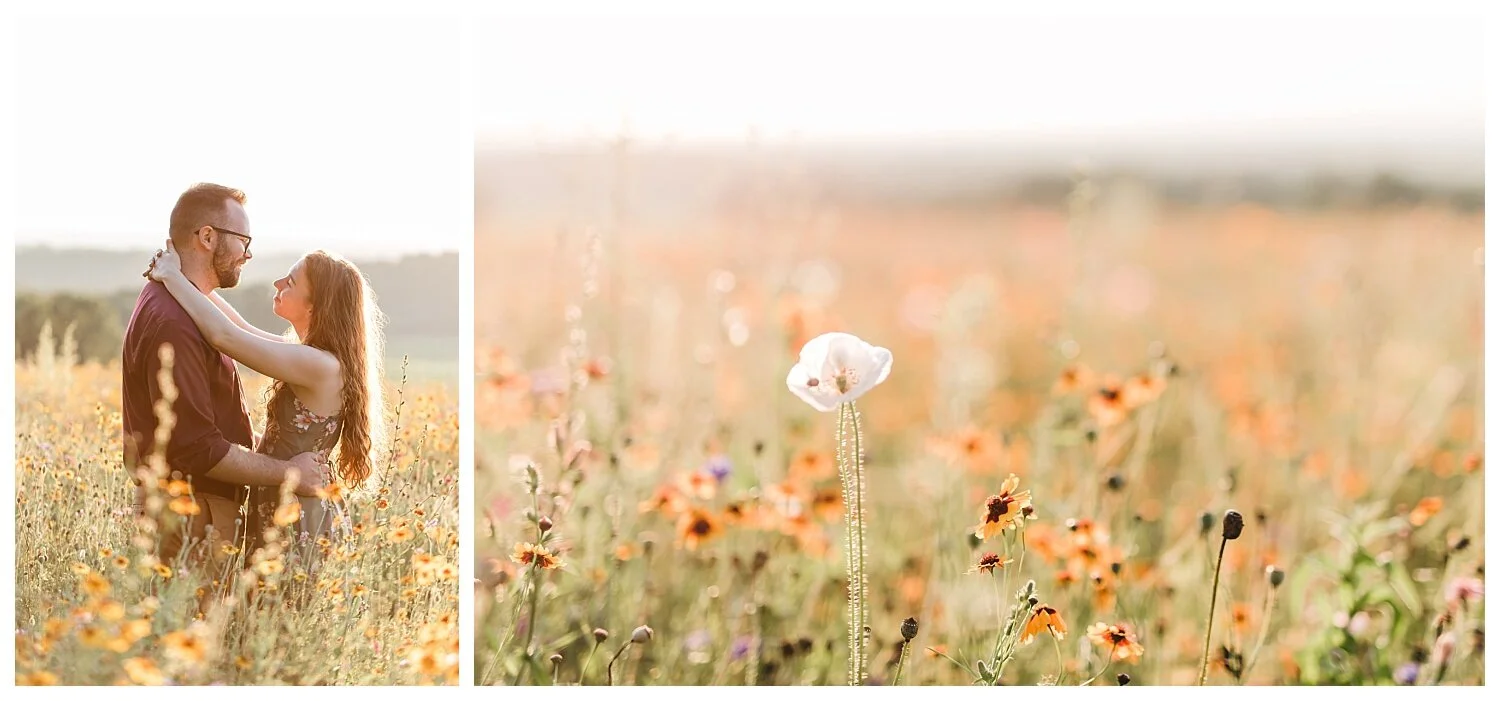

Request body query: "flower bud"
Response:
[1117, 673, 1131, 686]
[549, 653, 563, 664]
[900, 617, 919, 642]
[538, 516, 553, 533]
[593, 628, 609, 643]
[1199, 511, 1215, 536]
[1266, 566, 1285, 588]
[1222, 509, 1244, 540]
[631, 625, 654, 644]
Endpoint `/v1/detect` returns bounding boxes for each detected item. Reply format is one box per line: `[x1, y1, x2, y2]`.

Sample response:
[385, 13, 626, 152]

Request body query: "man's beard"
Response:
[212, 241, 244, 288]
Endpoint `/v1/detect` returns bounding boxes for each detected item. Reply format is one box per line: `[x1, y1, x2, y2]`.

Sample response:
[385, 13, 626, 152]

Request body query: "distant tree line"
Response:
[15, 252, 457, 364]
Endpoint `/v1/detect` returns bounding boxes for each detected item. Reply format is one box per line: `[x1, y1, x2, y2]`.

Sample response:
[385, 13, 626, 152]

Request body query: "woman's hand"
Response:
[146, 239, 184, 282]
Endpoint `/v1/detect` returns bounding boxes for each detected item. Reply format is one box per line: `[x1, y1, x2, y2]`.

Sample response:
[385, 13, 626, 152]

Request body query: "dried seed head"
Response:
[1117, 673, 1132, 686]
[538, 516, 553, 533]
[631, 625, 654, 644]
[1199, 511, 1216, 536]
[549, 653, 563, 664]
[593, 628, 609, 643]
[1222, 509, 1245, 540]
[900, 617, 919, 642]
[1266, 566, 1285, 588]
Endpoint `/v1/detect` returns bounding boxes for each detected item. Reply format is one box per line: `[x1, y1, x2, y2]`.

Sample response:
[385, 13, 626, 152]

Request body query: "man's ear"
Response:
[194, 226, 216, 252]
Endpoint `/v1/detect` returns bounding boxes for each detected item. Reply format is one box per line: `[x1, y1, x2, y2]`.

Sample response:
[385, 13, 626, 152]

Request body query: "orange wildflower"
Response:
[510, 542, 563, 570]
[676, 507, 724, 551]
[967, 552, 1013, 575]
[1085, 622, 1144, 663]
[1409, 497, 1443, 527]
[1022, 604, 1068, 644]
[974, 474, 1034, 540]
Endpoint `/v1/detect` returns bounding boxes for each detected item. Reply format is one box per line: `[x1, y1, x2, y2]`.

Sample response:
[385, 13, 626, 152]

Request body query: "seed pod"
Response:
[900, 617, 919, 642]
[1266, 566, 1285, 588]
[1117, 673, 1132, 686]
[1222, 509, 1245, 540]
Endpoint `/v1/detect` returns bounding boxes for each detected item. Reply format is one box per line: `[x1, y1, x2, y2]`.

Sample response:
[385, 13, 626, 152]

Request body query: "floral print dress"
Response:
[250, 389, 345, 554]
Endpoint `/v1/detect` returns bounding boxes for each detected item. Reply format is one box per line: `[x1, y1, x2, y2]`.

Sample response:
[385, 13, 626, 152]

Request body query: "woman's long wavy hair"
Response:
[265, 250, 387, 491]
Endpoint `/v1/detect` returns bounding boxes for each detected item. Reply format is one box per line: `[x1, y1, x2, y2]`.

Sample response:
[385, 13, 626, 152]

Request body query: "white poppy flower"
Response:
[786, 332, 893, 412]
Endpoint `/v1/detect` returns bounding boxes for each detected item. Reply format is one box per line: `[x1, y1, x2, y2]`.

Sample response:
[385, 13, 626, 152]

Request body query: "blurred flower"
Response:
[677, 507, 724, 551]
[786, 332, 893, 412]
[788, 447, 835, 484]
[122, 657, 166, 685]
[1409, 497, 1443, 527]
[1445, 576, 1484, 609]
[974, 474, 1034, 540]
[705, 454, 732, 483]
[1394, 661, 1419, 685]
[677, 471, 717, 501]
[273, 502, 301, 527]
[1085, 622, 1144, 663]
[1087, 380, 1129, 428]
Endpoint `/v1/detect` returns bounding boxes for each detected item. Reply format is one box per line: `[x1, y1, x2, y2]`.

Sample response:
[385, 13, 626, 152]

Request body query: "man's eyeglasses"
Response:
[208, 225, 252, 253]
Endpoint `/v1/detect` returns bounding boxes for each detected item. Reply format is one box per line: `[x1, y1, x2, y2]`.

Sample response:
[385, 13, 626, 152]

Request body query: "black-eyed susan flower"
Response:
[1021, 604, 1068, 644]
[1085, 622, 1144, 663]
[511, 542, 563, 570]
[676, 507, 724, 551]
[967, 552, 1013, 576]
[974, 474, 1034, 540]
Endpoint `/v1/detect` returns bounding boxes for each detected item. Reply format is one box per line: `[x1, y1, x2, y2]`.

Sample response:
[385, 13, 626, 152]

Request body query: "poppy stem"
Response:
[1241, 586, 1278, 684]
[605, 640, 634, 686]
[1198, 537, 1229, 685]
[851, 402, 870, 684]
[893, 640, 913, 686]
[580, 639, 601, 684]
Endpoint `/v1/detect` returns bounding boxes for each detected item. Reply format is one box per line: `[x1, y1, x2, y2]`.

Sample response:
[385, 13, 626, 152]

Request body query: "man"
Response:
[123, 182, 325, 563]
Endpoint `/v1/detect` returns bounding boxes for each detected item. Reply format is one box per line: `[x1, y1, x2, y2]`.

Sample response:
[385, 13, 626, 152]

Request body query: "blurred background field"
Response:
[472, 11, 1483, 686]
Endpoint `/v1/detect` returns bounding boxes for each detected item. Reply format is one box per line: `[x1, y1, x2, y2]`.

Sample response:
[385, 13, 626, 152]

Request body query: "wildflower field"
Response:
[14, 354, 461, 685]
[475, 174, 1484, 686]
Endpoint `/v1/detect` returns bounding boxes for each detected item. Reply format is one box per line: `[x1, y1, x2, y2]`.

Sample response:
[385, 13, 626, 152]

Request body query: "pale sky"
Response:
[477, 13, 1484, 147]
[15, 16, 462, 257]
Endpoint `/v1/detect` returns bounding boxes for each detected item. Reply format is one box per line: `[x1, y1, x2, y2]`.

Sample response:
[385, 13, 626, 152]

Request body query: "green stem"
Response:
[605, 640, 634, 686]
[1199, 538, 1228, 686]
[1082, 643, 1118, 686]
[1053, 634, 1066, 684]
[893, 640, 913, 686]
[1241, 587, 1278, 684]
[850, 402, 870, 684]
[579, 640, 601, 685]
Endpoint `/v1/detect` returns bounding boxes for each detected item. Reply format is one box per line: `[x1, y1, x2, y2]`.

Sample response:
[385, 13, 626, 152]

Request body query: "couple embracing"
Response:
[123, 183, 385, 570]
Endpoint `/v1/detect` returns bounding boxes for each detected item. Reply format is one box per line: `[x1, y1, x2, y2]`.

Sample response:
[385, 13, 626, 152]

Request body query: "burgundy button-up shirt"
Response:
[122, 281, 253, 501]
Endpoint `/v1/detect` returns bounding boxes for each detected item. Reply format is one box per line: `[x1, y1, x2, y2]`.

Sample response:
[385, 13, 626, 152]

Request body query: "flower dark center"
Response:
[691, 518, 712, 536]
[986, 495, 1011, 520]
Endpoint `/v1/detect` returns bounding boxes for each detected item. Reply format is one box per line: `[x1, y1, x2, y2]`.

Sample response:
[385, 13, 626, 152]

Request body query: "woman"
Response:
[148, 241, 386, 555]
